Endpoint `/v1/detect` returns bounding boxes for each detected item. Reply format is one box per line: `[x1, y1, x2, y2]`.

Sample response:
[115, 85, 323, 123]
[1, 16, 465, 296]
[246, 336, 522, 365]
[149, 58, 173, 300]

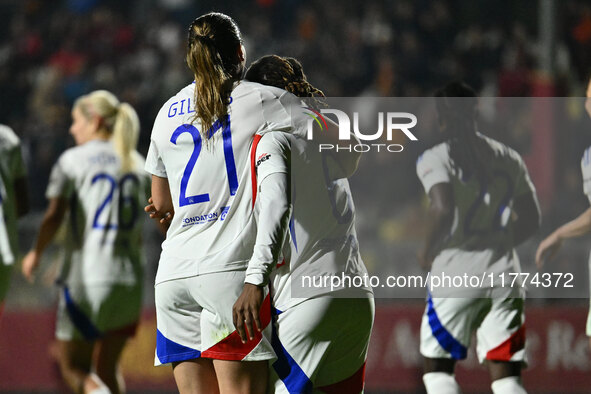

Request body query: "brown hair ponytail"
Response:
[186, 12, 243, 138]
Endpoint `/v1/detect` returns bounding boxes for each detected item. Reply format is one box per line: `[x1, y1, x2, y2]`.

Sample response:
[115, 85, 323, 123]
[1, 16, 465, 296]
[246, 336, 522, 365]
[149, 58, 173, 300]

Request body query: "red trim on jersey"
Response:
[201, 293, 272, 361]
[250, 134, 263, 208]
[317, 362, 366, 394]
[276, 259, 286, 268]
[486, 324, 526, 361]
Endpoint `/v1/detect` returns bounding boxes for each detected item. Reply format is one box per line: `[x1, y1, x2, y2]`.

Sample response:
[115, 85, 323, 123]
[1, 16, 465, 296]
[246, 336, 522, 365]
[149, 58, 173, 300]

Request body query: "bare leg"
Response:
[172, 359, 220, 394]
[58, 339, 96, 393]
[94, 334, 129, 394]
[486, 360, 522, 381]
[213, 359, 268, 394]
[423, 357, 456, 374]
[486, 360, 523, 381]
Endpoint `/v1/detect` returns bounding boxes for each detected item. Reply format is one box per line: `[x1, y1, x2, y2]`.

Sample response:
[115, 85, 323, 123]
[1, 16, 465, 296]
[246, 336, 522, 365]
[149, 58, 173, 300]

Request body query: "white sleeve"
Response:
[145, 139, 167, 178]
[45, 154, 73, 199]
[255, 132, 290, 183]
[245, 133, 291, 286]
[416, 148, 450, 194]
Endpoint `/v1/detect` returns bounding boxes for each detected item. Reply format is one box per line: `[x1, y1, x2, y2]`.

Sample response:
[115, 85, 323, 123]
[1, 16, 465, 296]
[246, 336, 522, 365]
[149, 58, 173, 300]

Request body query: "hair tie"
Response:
[196, 34, 214, 46]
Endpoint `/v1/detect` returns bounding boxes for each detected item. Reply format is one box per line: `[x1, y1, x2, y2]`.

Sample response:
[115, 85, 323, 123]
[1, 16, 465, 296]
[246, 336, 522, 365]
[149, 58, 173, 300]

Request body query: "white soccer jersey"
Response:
[0, 125, 26, 265]
[145, 81, 297, 284]
[46, 140, 149, 286]
[416, 133, 536, 253]
[253, 118, 371, 312]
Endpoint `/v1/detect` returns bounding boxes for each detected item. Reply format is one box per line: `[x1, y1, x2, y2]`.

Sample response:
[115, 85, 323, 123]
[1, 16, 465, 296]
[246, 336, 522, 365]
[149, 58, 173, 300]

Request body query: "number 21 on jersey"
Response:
[170, 115, 238, 207]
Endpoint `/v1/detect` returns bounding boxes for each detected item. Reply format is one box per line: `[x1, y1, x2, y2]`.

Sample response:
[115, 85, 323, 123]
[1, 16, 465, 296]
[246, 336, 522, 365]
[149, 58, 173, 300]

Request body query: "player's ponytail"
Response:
[186, 13, 243, 139]
[74, 90, 140, 173]
[113, 102, 140, 173]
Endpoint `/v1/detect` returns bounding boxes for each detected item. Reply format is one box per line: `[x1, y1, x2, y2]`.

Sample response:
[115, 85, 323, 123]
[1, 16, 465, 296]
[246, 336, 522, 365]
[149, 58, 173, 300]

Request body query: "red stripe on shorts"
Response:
[317, 362, 366, 394]
[250, 134, 263, 208]
[201, 293, 272, 360]
[485, 324, 526, 361]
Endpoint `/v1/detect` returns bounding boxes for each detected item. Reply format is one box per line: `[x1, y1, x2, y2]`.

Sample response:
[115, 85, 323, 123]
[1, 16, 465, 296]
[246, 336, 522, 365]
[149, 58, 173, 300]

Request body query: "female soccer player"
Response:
[236, 55, 374, 393]
[416, 82, 540, 394]
[0, 124, 29, 317]
[22, 90, 149, 394]
[536, 77, 591, 351]
[145, 13, 301, 394]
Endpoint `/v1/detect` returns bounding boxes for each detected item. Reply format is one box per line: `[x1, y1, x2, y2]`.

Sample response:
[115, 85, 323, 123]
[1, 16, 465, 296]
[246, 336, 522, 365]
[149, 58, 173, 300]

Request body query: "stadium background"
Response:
[1, 0, 590, 392]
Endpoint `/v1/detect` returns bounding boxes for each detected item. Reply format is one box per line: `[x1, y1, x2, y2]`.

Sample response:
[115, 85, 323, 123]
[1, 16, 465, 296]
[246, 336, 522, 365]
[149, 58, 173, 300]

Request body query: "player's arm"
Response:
[537, 79, 591, 267]
[22, 197, 68, 282]
[144, 137, 173, 234]
[233, 132, 292, 343]
[419, 182, 454, 270]
[147, 176, 174, 234]
[536, 207, 591, 268]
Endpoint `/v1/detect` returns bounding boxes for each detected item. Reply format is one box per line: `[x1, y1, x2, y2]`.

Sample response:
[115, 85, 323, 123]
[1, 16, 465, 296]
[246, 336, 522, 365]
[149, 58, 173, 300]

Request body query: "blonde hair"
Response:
[74, 90, 140, 172]
[186, 13, 243, 138]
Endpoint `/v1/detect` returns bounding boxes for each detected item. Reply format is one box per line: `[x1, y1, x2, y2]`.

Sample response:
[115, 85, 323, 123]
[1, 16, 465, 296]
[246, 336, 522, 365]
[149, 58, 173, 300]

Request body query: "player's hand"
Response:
[535, 233, 563, 269]
[144, 197, 173, 225]
[232, 283, 264, 344]
[21, 250, 40, 283]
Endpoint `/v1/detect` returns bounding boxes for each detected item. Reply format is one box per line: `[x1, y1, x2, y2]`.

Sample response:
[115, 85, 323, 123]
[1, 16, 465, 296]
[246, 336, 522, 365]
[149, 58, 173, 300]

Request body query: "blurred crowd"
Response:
[1, 0, 591, 290]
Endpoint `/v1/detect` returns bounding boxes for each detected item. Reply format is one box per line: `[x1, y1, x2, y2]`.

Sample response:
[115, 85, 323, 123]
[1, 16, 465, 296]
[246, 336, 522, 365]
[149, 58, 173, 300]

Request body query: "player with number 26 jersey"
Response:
[46, 140, 149, 286]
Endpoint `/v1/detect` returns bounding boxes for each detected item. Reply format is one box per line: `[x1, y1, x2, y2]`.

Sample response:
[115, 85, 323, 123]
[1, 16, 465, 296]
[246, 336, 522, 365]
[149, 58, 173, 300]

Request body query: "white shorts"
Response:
[270, 294, 374, 393]
[56, 283, 142, 341]
[154, 270, 275, 366]
[420, 289, 526, 364]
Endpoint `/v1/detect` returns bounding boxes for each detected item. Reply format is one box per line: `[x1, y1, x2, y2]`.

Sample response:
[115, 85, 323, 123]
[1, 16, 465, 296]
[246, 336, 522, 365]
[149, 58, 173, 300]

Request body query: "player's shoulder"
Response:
[416, 141, 450, 167]
[236, 81, 300, 108]
[60, 140, 108, 165]
[0, 124, 21, 151]
[258, 130, 292, 146]
[478, 133, 524, 165]
[237, 80, 287, 98]
[154, 82, 195, 123]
